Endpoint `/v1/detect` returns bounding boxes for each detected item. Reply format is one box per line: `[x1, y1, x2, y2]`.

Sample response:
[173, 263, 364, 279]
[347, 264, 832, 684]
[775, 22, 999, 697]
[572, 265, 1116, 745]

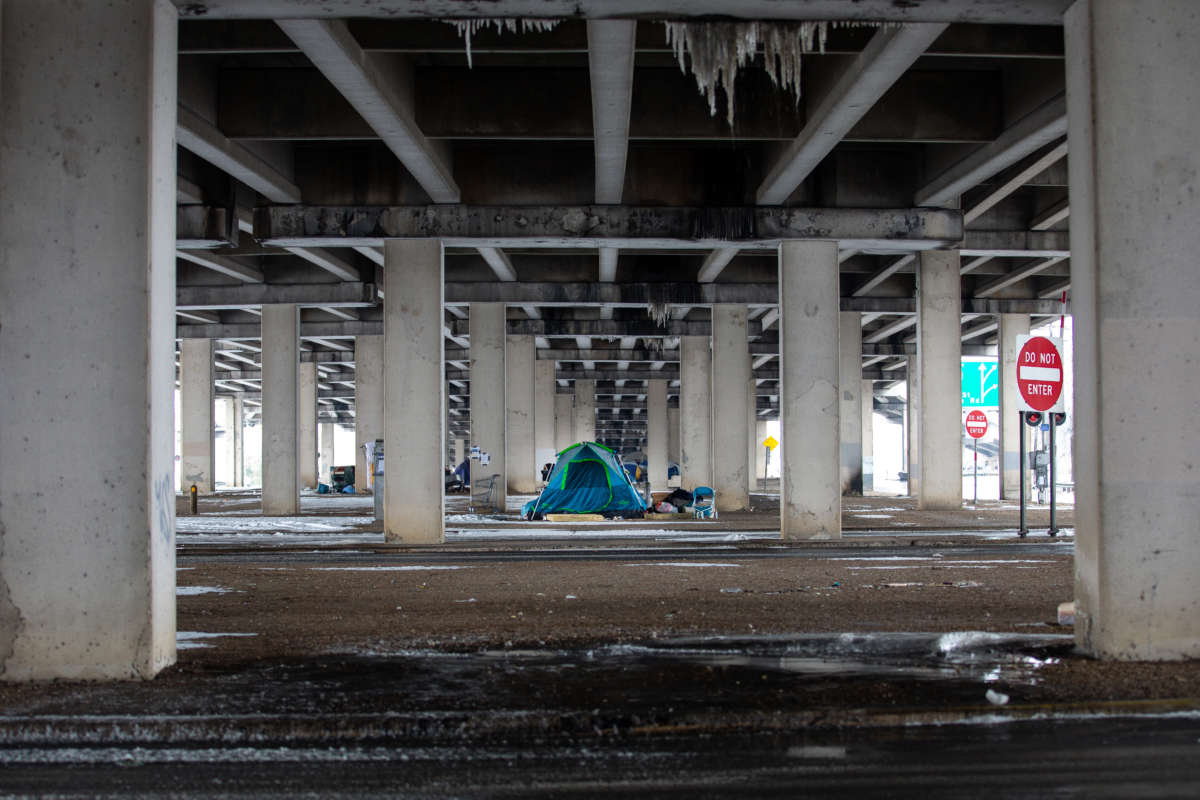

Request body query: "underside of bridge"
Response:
[1, 0, 1197, 692]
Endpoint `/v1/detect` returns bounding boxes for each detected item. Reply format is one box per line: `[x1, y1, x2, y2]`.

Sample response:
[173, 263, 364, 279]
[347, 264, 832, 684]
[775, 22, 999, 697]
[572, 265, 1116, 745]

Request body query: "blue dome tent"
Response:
[522, 442, 647, 519]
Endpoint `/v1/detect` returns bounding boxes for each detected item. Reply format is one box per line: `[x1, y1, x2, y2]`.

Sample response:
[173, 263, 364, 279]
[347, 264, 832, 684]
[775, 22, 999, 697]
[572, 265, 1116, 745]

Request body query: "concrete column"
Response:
[299, 362, 318, 489]
[233, 394, 245, 488]
[554, 392, 574, 451]
[755, 420, 768, 481]
[319, 422, 335, 486]
[506, 335, 536, 493]
[354, 336, 383, 493]
[839, 313, 864, 495]
[470, 303, 507, 512]
[454, 438, 466, 469]
[1066, 0, 1200, 659]
[262, 305, 300, 515]
[573, 379, 596, 443]
[917, 251, 962, 509]
[667, 406, 680, 466]
[679, 336, 712, 488]
[779, 242, 841, 540]
[647, 380, 668, 491]
[534, 359, 557, 474]
[906, 359, 920, 497]
[384, 240, 445, 542]
[180, 338, 215, 493]
[711, 305, 751, 511]
[747, 378, 758, 492]
[861, 380, 875, 493]
[999, 313, 1031, 499]
[0, 0, 178, 679]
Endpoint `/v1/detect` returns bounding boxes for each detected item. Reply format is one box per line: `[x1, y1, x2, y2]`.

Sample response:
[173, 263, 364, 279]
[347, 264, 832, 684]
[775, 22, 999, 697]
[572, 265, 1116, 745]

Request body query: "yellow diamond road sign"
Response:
[762, 435, 779, 450]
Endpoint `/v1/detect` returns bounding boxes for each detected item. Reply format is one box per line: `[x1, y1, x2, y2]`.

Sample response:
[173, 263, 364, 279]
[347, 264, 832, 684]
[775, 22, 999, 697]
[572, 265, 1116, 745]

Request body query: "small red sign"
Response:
[965, 409, 988, 439]
[1017, 336, 1064, 412]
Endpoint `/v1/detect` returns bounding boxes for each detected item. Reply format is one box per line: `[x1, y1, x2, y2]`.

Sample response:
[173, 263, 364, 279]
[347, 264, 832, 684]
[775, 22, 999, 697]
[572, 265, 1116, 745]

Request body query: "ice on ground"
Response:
[177, 516, 373, 534]
[176, 631, 257, 650]
[852, 514, 893, 519]
[622, 562, 742, 568]
[311, 565, 473, 572]
[176, 586, 233, 596]
[449, 528, 777, 541]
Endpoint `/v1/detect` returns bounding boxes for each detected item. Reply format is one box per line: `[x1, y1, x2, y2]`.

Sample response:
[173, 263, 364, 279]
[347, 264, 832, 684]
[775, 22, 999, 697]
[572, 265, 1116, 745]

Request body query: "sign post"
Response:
[1015, 336, 1064, 537]
[965, 410, 988, 506]
[761, 435, 778, 475]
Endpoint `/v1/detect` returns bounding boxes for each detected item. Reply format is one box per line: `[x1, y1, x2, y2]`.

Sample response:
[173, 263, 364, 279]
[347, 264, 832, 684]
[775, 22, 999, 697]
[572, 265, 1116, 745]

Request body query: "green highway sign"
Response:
[962, 359, 999, 408]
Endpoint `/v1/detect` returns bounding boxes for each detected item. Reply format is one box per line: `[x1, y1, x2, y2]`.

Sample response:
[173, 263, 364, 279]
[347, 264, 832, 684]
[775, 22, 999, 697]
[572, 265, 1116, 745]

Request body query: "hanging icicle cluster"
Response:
[447, 18, 561, 68]
[647, 302, 673, 328]
[663, 20, 879, 128]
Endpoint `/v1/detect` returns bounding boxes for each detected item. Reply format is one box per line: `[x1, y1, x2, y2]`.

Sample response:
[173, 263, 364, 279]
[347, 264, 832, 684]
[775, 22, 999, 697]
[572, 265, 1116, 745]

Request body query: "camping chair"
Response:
[471, 473, 501, 512]
[691, 486, 717, 519]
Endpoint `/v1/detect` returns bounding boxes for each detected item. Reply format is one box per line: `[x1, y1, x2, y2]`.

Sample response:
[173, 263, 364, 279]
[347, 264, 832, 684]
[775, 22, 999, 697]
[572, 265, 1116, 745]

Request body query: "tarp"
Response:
[523, 442, 646, 519]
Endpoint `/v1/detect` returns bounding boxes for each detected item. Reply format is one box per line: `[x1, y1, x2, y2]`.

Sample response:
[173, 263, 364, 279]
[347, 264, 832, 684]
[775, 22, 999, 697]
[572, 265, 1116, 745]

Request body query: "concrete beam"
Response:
[960, 229, 1071, 258]
[176, 250, 265, 283]
[917, 94, 1067, 207]
[964, 140, 1068, 224]
[176, 106, 301, 203]
[176, 282, 377, 309]
[974, 256, 1067, 297]
[275, 19, 459, 203]
[852, 254, 915, 297]
[254, 204, 962, 250]
[176, 1, 1075, 25]
[283, 247, 361, 281]
[1030, 197, 1070, 230]
[757, 23, 947, 205]
[587, 20, 636, 204]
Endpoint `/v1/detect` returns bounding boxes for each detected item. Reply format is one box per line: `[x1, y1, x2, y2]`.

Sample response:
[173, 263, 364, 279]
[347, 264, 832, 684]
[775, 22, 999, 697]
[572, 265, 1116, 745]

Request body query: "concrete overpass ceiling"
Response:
[174, 8, 1070, 435]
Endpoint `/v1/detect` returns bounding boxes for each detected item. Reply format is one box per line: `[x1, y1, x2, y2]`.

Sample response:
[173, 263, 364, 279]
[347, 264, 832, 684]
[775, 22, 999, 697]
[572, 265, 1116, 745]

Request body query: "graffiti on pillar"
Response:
[153, 472, 174, 546]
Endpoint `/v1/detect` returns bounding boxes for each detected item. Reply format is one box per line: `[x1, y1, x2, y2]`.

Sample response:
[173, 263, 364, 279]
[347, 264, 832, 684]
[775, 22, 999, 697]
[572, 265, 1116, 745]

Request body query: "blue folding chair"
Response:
[691, 486, 717, 519]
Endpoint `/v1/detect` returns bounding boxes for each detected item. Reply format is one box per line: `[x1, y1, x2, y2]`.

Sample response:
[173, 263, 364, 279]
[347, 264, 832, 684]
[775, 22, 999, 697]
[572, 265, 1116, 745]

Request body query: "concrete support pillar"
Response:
[839, 313, 864, 495]
[354, 336, 383, 493]
[711, 306, 751, 511]
[0, 0, 178, 679]
[319, 422, 335, 486]
[180, 338, 215, 493]
[917, 251, 963, 509]
[755, 420, 768, 480]
[454, 438, 466, 469]
[573, 380, 596, 443]
[779, 242, 841, 540]
[470, 303, 507, 512]
[906, 359, 920, 497]
[667, 406, 680, 467]
[233, 394, 245, 488]
[262, 305, 300, 515]
[534, 359, 556, 475]
[647, 380, 668, 491]
[861, 380, 875, 493]
[299, 362, 318, 489]
[999, 313, 1031, 499]
[384, 240, 445, 542]
[554, 393, 574, 451]
[747, 378, 758, 492]
[506, 335, 536, 494]
[1066, 0, 1200, 659]
[679, 336, 713, 488]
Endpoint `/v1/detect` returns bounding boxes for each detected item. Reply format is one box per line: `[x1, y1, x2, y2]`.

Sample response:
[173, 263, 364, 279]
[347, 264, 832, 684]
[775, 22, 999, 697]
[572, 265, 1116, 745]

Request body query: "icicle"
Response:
[662, 20, 891, 128]
[446, 18, 561, 69]
[647, 302, 672, 328]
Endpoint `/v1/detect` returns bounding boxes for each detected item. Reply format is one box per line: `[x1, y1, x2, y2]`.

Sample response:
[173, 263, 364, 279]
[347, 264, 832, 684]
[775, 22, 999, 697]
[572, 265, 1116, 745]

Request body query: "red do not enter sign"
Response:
[965, 409, 988, 439]
[1017, 335, 1064, 412]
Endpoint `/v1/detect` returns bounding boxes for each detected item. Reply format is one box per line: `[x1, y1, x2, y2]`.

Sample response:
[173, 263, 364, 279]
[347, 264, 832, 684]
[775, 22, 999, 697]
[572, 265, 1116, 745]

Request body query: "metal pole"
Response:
[1018, 413, 1027, 537]
[373, 438, 384, 522]
[1048, 416, 1058, 536]
[973, 438, 978, 506]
